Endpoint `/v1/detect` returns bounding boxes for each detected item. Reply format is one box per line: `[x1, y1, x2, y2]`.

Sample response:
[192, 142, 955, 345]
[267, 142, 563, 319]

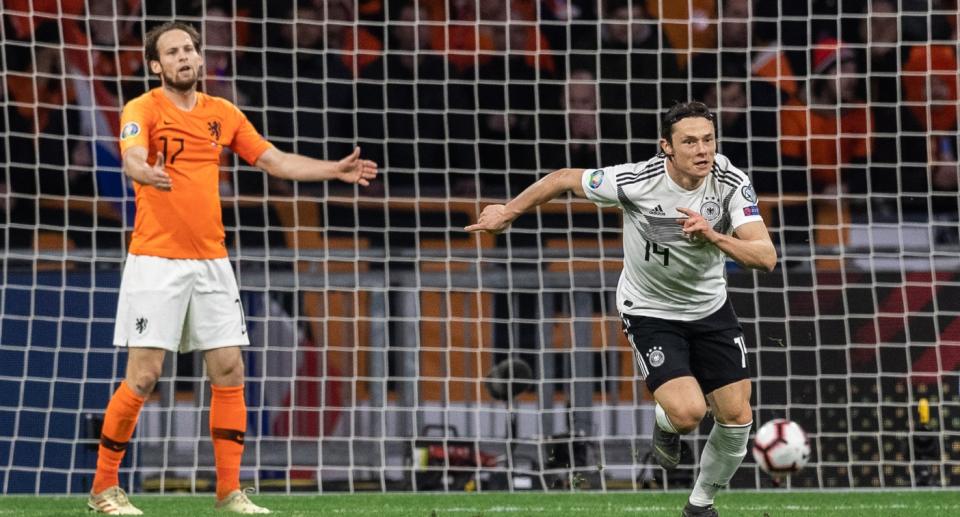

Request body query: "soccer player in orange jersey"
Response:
[87, 21, 378, 515]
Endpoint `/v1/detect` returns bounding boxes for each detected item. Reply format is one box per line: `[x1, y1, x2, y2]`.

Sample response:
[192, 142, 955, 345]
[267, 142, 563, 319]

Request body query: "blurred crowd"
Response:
[2, 0, 958, 253]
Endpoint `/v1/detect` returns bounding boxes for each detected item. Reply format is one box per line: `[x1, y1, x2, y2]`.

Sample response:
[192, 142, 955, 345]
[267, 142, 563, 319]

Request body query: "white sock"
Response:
[689, 421, 752, 507]
[655, 402, 679, 433]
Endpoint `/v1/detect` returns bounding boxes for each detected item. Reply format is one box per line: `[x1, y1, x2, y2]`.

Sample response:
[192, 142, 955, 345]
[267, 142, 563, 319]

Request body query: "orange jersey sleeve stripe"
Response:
[119, 89, 273, 259]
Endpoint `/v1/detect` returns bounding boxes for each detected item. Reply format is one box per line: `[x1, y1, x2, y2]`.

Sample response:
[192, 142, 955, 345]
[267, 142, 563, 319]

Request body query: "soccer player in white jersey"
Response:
[466, 101, 776, 516]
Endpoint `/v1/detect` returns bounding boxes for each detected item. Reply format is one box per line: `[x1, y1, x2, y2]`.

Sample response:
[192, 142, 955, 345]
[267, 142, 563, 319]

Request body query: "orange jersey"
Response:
[119, 88, 272, 259]
[780, 99, 871, 190]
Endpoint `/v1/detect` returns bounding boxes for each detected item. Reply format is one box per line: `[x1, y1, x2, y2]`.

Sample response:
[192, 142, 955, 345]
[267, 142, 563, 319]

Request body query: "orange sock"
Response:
[211, 384, 246, 501]
[93, 382, 146, 494]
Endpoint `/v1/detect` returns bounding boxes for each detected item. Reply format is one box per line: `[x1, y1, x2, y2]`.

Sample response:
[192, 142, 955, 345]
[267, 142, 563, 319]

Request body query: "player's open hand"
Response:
[675, 207, 717, 243]
[337, 147, 379, 187]
[148, 152, 172, 191]
[465, 204, 512, 234]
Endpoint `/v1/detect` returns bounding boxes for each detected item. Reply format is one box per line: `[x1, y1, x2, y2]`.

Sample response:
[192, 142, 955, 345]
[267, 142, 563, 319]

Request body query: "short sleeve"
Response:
[727, 175, 764, 230]
[119, 99, 152, 155]
[582, 163, 636, 208]
[227, 104, 273, 165]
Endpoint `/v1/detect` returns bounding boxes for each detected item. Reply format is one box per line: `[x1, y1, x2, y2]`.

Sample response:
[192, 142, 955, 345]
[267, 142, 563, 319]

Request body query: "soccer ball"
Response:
[483, 358, 534, 401]
[751, 419, 810, 475]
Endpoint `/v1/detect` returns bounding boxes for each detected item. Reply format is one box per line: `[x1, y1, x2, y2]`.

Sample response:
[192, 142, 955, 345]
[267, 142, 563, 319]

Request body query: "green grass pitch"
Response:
[1, 490, 958, 516]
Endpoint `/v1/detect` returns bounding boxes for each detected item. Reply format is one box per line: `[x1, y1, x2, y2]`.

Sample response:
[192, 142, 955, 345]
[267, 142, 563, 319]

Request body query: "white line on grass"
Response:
[292, 503, 960, 515]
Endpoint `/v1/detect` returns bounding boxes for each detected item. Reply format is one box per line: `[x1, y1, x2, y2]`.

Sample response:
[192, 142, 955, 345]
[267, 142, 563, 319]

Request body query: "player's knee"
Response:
[670, 405, 708, 433]
[714, 403, 753, 426]
[210, 358, 245, 385]
[127, 368, 161, 396]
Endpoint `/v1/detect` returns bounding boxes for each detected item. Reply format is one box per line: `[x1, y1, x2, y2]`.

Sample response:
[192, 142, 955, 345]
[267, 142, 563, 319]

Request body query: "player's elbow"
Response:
[121, 165, 142, 184]
[258, 160, 282, 178]
[759, 248, 777, 273]
[256, 149, 286, 178]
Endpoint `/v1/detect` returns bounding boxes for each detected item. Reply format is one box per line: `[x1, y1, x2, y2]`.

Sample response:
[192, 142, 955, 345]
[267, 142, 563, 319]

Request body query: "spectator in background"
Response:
[254, 0, 384, 173]
[690, 0, 751, 83]
[702, 80, 749, 167]
[689, 0, 783, 197]
[596, 0, 683, 164]
[323, 0, 386, 166]
[323, 0, 383, 79]
[386, 2, 445, 81]
[750, 3, 801, 105]
[644, 0, 717, 71]
[65, 0, 145, 234]
[385, 1, 447, 195]
[503, 1, 557, 79]
[4, 0, 135, 253]
[203, 6, 247, 106]
[475, 1, 557, 196]
[566, 69, 600, 168]
[253, 2, 379, 186]
[4, 23, 78, 249]
[859, 0, 900, 104]
[926, 2, 960, 236]
[746, 2, 801, 192]
[85, 0, 144, 104]
[688, 0, 780, 190]
[857, 0, 904, 200]
[60, 140, 125, 249]
[902, 41, 959, 218]
[508, 6, 558, 176]
[780, 37, 871, 195]
[779, 37, 872, 257]
[902, 44, 958, 133]
[432, 0, 496, 77]
[930, 136, 959, 245]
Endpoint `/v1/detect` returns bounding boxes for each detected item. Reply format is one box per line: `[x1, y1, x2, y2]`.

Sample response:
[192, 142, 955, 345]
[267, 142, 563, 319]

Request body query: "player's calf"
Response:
[651, 424, 682, 470]
[651, 402, 684, 470]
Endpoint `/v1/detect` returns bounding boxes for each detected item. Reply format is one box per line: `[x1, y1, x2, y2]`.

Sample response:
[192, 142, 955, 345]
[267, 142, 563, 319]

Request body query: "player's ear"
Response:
[149, 60, 162, 75]
[659, 137, 673, 157]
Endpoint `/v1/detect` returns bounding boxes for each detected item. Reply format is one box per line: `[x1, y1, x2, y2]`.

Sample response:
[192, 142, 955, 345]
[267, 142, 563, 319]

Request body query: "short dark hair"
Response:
[144, 21, 201, 64]
[660, 101, 716, 141]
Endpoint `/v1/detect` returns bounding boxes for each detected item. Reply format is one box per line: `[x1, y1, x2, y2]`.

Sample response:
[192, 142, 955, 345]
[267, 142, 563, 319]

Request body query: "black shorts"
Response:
[621, 298, 749, 395]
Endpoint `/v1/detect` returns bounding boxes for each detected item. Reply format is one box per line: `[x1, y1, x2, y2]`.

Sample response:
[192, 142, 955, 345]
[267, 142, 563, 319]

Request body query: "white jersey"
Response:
[582, 153, 763, 321]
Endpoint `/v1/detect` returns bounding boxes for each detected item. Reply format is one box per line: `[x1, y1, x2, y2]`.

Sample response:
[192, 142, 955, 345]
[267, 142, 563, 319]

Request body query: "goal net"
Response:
[2, 0, 959, 494]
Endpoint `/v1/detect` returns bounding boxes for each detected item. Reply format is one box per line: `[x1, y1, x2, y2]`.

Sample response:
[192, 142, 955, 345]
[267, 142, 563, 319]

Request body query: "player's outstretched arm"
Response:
[255, 146, 379, 186]
[465, 168, 585, 234]
[676, 207, 777, 272]
[122, 146, 172, 191]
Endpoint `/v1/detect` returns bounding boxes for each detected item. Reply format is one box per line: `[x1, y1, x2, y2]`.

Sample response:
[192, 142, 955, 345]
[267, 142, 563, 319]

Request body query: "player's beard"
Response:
[162, 66, 199, 93]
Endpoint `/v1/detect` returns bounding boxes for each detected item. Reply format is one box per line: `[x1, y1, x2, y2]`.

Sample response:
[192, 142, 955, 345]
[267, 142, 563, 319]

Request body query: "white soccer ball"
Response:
[751, 419, 810, 476]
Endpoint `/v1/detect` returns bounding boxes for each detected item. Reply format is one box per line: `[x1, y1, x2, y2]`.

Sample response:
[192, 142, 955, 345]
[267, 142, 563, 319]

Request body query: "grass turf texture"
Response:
[0, 490, 957, 516]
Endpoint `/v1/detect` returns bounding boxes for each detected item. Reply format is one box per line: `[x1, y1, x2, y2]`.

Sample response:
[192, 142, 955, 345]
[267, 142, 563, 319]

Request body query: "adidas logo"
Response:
[649, 204, 665, 216]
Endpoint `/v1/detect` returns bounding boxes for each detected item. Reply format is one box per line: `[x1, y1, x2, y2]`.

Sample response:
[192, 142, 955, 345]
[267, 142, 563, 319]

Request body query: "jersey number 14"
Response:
[644, 241, 670, 266]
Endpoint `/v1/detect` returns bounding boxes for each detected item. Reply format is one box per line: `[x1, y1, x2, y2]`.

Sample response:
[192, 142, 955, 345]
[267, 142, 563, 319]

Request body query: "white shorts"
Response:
[113, 254, 250, 353]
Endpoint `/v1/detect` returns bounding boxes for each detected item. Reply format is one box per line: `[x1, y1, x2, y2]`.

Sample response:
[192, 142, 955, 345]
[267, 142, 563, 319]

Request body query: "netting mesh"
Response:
[1, 0, 959, 494]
